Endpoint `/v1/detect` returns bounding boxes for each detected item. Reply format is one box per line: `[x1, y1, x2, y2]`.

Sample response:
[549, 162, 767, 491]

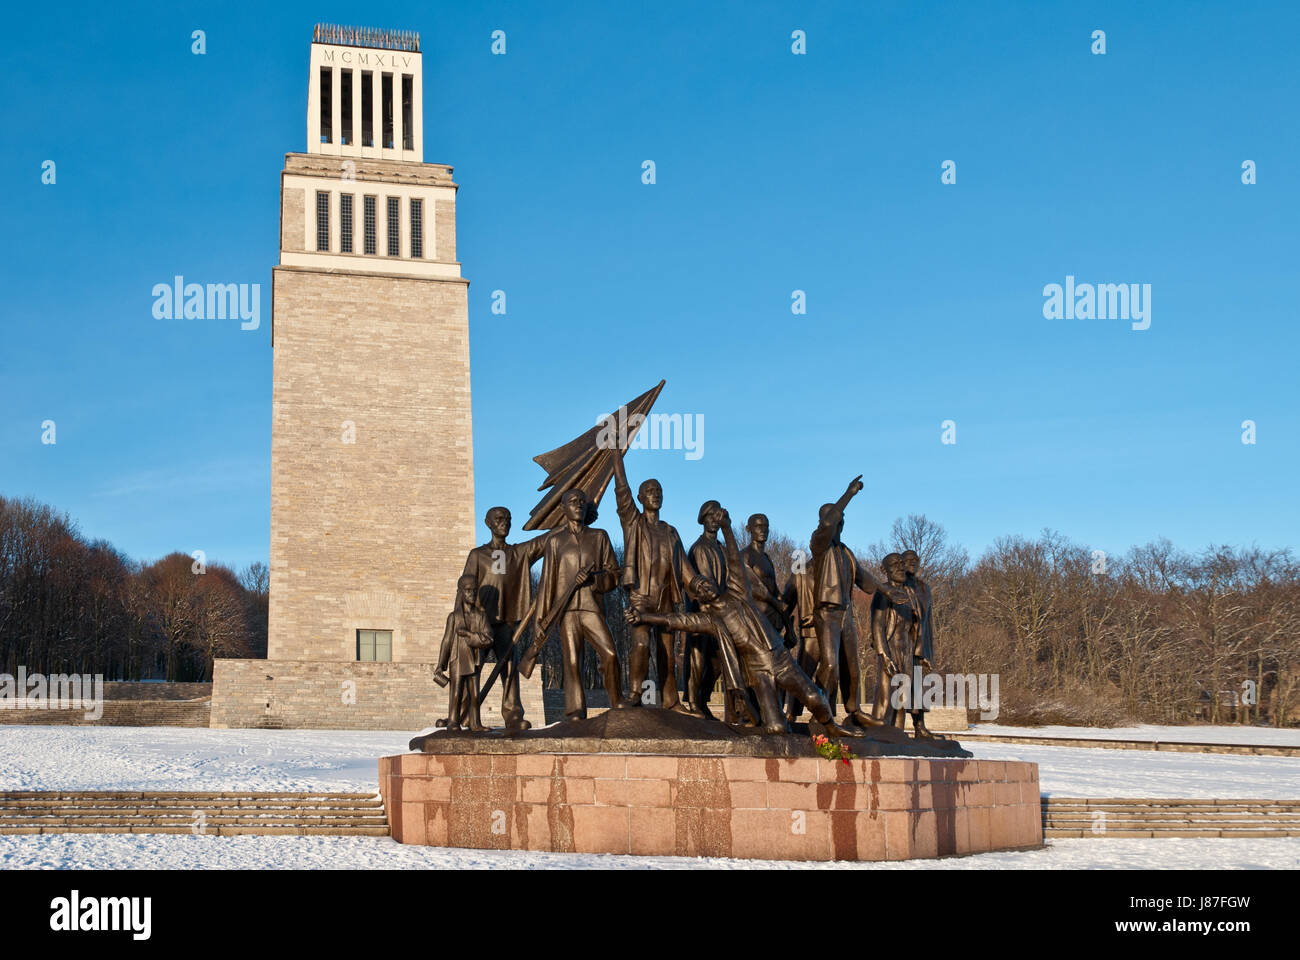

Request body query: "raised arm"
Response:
[718, 512, 753, 601]
[611, 447, 638, 526]
[811, 475, 864, 555]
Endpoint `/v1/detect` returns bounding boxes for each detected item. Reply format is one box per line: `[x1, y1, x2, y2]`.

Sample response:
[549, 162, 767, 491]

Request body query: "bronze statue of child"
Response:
[433, 574, 495, 732]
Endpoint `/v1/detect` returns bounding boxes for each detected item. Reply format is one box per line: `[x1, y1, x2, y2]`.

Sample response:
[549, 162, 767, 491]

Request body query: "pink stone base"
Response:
[378, 754, 1042, 861]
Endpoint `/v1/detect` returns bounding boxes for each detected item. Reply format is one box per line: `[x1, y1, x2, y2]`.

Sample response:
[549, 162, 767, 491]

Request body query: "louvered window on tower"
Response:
[316, 192, 330, 251]
[387, 197, 400, 255]
[363, 196, 377, 254]
[340, 194, 354, 253]
[410, 199, 423, 258]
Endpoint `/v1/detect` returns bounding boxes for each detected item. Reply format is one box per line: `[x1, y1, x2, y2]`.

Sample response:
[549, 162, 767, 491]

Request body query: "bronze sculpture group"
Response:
[433, 441, 943, 742]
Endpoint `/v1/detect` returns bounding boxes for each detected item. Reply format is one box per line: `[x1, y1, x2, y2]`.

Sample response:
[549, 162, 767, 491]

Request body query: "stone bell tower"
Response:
[211, 24, 476, 728]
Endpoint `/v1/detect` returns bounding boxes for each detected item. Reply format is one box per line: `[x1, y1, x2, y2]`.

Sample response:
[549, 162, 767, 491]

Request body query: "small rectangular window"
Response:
[409, 198, 423, 258]
[401, 75, 414, 151]
[387, 197, 400, 256]
[315, 191, 329, 251]
[361, 71, 373, 147]
[382, 73, 394, 149]
[319, 68, 332, 143]
[340, 194, 354, 253]
[340, 69, 353, 145]
[357, 629, 393, 662]
[363, 196, 376, 254]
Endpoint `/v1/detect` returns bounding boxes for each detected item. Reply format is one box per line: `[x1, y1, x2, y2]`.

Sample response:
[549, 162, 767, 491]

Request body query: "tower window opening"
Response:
[340, 194, 354, 253]
[382, 73, 394, 149]
[401, 75, 414, 151]
[361, 71, 373, 147]
[363, 196, 377, 254]
[410, 199, 423, 258]
[316, 191, 330, 251]
[386, 197, 400, 255]
[340, 70, 353, 145]
[319, 67, 333, 143]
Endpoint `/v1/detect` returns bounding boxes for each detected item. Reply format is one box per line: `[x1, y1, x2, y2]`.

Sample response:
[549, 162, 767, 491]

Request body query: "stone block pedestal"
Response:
[378, 752, 1041, 861]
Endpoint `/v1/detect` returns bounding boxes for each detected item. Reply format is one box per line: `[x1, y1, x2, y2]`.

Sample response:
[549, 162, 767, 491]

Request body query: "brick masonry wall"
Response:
[210, 659, 544, 731]
[268, 266, 474, 664]
[380, 753, 1042, 861]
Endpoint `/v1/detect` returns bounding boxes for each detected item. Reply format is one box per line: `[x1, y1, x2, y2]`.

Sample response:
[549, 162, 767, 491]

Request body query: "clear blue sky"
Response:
[3, 1, 1297, 570]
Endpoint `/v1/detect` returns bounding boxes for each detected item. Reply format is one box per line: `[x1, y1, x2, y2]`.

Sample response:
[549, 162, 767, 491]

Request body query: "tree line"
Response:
[0, 496, 267, 682]
[4, 492, 1296, 726]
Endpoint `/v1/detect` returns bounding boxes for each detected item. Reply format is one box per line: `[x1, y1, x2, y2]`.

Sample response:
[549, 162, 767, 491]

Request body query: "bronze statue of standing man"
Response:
[741, 514, 786, 635]
[611, 447, 698, 711]
[459, 506, 546, 730]
[902, 549, 939, 739]
[520, 488, 632, 720]
[809, 476, 886, 727]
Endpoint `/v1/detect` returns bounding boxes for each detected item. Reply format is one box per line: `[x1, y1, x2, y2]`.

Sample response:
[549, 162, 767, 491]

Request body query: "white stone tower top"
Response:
[307, 23, 423, 162]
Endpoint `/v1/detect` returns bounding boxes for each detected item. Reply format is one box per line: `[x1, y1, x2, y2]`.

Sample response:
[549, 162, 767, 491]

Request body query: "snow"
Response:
[1, 834, 1296, 870]
[969, 723, 1300, 747]
[1, 724, 1297, 799]
[969, 741, 1300, 799]
[0, 726, 409, 793]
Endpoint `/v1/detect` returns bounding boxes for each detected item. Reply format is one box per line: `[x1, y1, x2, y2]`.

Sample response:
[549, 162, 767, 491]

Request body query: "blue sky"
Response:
[2, 0, 1297, 570]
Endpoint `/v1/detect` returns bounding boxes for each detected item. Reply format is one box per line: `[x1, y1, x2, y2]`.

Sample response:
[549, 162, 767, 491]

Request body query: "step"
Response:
[0, 790, 389, 837]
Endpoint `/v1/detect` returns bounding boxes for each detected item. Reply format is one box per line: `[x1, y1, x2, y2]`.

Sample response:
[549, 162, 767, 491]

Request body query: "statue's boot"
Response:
[849, 709, 884, 727]
[670, 701, 702, 717]
[505, 717, 531, 732]
[435, 717, 449, 728]
[822, 719, 862, 738]
[911, 715, 939, 740]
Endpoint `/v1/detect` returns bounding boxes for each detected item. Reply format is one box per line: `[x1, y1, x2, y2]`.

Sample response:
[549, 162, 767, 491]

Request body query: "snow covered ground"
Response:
[2, 724, 1297, 868]
[1, 725, 1297, 799]
[1, 834, 1296, 870]
[969, 723, 1300, 746]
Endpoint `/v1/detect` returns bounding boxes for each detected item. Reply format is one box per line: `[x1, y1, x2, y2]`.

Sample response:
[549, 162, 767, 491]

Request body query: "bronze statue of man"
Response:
[741, 514, 786, 635]
[627, 508, 855, 737]
[435, 575, 496, 732]
[809, 476, 887, 726]
[902, 549, 938, 739]
[520, 488, 632, 720]
[457, 506, 546, 730]
[869, 553, 915, 728]
[611, 447, 698, 711]
[686, 500, 731, 720]
[780, 561, 818, 719]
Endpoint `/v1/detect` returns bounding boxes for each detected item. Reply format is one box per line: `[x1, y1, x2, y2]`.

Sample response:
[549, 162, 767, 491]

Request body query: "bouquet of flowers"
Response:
[812, 733, 855, 765]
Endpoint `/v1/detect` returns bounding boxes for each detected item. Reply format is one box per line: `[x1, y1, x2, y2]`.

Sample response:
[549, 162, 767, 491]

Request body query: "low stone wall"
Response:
[210, 658, 545, 730]
[0, 700, 210, 727]
[102, 682, 212, 701]
[380, 753, 1041, 861]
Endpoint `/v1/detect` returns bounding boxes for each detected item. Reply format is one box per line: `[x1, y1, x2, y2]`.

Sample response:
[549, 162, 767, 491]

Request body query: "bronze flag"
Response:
[523, 379, 666, 531]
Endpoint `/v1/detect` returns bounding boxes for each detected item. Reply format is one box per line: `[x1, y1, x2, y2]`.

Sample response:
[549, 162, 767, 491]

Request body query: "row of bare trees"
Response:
[0, 496, 268, 682]
[854, 518, 1299, 726]
[4, 491, 1296, 726]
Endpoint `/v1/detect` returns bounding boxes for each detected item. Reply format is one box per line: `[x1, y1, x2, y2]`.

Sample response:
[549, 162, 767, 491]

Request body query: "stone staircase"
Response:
[1042, 797, 1300, 838]
[0, 791, 388, 836]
